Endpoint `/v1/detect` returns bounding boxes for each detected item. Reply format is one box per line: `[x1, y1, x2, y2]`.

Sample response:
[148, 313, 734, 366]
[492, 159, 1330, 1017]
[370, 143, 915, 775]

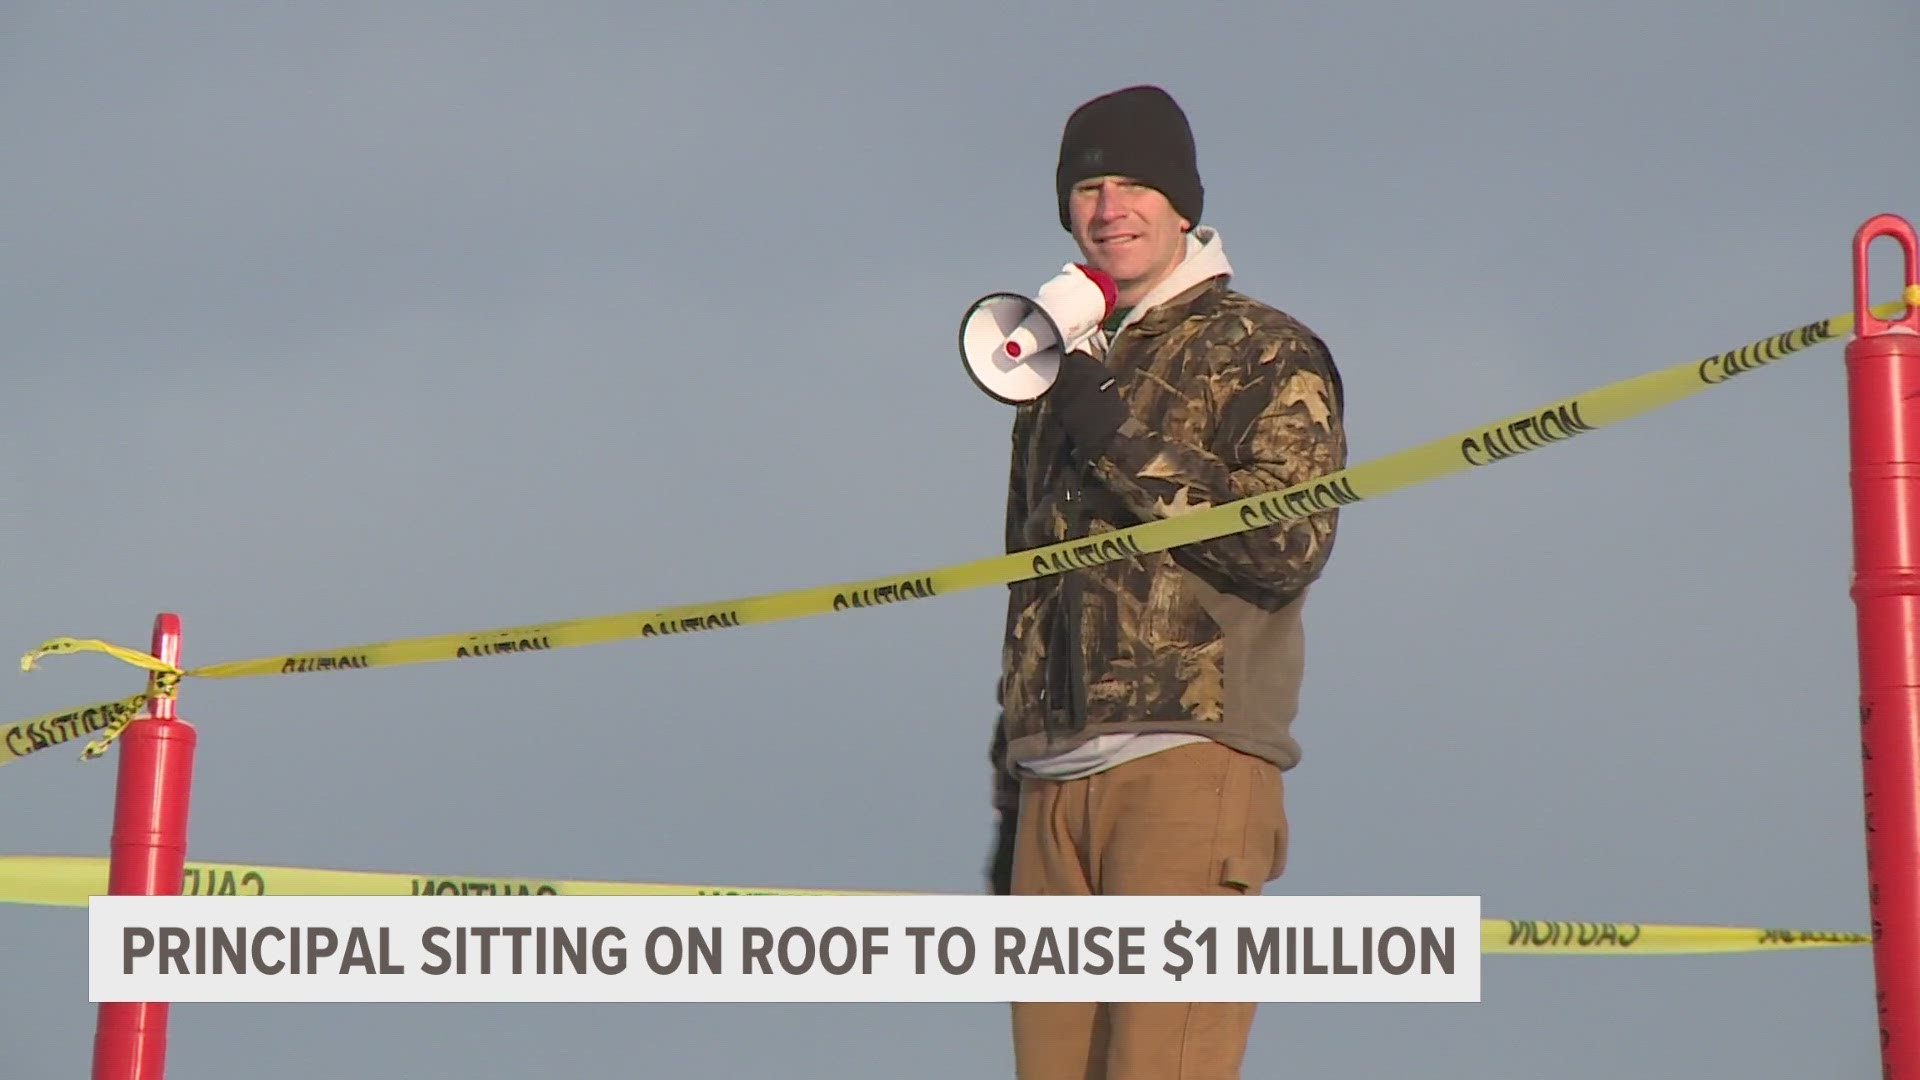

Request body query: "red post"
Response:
[90, 614, 195, 1080]
[1848, 214, 1920, 1078]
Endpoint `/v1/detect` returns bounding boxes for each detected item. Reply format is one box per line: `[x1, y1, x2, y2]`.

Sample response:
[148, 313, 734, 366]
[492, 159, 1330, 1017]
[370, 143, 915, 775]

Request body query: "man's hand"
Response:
[1048, 350, 1130, 460]
[987, 809, 1019, 894]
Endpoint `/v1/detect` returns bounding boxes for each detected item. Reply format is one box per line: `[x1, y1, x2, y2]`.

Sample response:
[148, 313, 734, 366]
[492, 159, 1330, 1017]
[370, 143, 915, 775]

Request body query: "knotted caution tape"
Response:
[23, 637, 180, 678]
[7, 646, 182, 764]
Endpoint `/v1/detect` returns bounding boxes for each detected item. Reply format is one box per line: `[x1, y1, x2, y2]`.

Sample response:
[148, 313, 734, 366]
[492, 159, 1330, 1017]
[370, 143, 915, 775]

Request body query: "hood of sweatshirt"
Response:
[1103, 225, 1233, 339]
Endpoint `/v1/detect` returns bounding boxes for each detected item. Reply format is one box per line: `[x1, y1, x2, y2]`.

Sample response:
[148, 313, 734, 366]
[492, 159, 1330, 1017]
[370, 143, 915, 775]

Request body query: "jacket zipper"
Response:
[1046, 323, 1125, 737]
[1061, 463, 1090, 734]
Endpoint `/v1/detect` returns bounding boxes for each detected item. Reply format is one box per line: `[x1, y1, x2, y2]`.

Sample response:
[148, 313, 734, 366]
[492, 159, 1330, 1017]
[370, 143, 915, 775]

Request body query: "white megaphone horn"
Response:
[958, 262, 1118, 404]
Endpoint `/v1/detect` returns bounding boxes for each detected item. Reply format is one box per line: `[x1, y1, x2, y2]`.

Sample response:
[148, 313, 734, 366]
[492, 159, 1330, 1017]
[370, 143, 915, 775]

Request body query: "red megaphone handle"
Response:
[1073, 263, 1119, 318]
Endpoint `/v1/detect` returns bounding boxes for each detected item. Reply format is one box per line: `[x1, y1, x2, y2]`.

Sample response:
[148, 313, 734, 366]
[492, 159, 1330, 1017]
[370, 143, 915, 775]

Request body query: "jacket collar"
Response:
[1110, 225, 1233, 337]
[1127, 277, 1230, 337]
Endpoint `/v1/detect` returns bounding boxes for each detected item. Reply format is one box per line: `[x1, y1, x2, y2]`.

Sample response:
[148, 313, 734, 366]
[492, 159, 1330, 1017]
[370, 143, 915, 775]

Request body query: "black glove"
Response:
[1049, 350, 1131, 461]
[987, 810, 1019, 895]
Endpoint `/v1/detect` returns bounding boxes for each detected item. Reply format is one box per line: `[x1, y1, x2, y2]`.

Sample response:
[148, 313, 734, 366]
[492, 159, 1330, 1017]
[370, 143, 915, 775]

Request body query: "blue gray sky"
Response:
[5, 2, 1917, 1075]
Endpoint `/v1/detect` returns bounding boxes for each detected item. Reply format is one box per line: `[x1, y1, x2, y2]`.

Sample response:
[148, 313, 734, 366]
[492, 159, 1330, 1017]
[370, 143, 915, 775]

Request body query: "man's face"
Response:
[1067, 175, 1189, 307]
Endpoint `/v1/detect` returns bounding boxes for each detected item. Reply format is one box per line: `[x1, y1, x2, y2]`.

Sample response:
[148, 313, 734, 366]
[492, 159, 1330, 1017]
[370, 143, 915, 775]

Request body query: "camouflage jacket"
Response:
[991, 236, 1347, 812]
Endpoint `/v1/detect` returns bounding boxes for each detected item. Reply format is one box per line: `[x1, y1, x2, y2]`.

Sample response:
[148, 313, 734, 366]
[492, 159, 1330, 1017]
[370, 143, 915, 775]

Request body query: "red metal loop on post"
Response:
[1847, 213, 1920, 1079]
[91, 614, 196, 1080]
[147, 617, 178, 723]
[1854, 212, 1920, 337]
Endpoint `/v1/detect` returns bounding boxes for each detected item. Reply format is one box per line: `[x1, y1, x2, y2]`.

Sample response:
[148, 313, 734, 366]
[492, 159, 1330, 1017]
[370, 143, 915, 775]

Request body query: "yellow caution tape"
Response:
[1484, 918, 1870, 955]
[0, 855, 876, 903]
[12, 291, 1920, 764]
[0, 855, 1868, 956]
[0, 661, 179, 767]
[20, 638, 175, 677]
[0, 693, 155, 769]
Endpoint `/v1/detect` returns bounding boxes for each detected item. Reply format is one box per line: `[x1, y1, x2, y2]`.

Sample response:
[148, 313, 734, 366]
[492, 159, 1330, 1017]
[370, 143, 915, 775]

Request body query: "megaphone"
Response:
[958, 263, 1118, 404]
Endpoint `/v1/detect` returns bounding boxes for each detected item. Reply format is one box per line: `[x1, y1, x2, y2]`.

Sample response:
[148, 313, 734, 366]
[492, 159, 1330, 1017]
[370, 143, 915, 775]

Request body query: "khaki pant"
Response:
[1009, 739, 1289, 1080]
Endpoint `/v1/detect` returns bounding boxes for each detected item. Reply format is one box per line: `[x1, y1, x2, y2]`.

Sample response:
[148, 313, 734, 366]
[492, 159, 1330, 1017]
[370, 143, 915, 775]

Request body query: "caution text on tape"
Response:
[9, 291, 1919, 766]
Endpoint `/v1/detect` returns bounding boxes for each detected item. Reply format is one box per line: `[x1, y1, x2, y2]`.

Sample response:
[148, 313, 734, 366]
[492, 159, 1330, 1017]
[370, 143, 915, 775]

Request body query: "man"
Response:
[986, 85, 1348, 1078]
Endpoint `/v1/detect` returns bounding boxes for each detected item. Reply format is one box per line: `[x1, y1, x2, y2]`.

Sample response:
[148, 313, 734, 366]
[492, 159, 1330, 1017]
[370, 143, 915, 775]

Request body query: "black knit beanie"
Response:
[1055, 85, 1203, 232]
